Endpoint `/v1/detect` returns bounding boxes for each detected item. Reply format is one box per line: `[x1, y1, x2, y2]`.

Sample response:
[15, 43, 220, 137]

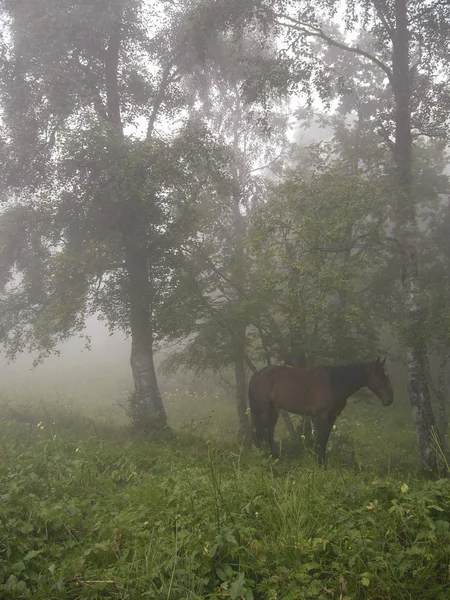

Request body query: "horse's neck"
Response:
[335, 366, 368, 401]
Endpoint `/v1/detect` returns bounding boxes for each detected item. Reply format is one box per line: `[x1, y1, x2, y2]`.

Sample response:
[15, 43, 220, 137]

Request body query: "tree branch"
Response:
[250, 150, 286, 173]
[373, 0, 395, 41]
[75, 57, 108, 121]
[245, 354, 257, 373]
[187, 273, 257, 374]
[416, 0, 450, 19]
[146, 61, 181, 140]
[411, 127, 448, 140]
[272, 11, 393, 84]
[377, 122, 395, 151]
[104, 21, 123, 132]
[385, 235, 403, 250]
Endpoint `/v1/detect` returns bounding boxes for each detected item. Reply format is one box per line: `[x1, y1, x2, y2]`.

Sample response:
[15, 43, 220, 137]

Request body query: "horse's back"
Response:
[249, 364, 307, 401]
[250, 364, 331, 416]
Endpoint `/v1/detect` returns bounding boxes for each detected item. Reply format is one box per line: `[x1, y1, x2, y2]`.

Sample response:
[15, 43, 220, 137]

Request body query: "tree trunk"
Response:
[393, 0, 441, 473]
[231, 198, 251, 439]
[334, 110, 362, 362]
[334, 223, 353, 361]
[230, 101, 253, 441]
[235, 344, 251, 443]
[124, 236, 167, 431]
[102, 17, 167, 432]
[437, 352, 449, 454]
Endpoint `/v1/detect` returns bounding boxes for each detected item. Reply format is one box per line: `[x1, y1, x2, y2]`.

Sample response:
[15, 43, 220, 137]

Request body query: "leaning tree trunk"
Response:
[393, 0, 441, 473]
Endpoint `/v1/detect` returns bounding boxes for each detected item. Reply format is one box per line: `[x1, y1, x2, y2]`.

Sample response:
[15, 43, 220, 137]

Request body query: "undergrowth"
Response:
[0, 403, 449, 600]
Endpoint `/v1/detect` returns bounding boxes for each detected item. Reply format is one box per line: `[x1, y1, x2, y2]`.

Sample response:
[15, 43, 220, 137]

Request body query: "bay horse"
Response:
[248, 357, 393, 465]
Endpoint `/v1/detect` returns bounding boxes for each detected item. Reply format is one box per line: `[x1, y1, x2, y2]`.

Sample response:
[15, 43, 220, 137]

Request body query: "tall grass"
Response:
[0, 396, 449, 599]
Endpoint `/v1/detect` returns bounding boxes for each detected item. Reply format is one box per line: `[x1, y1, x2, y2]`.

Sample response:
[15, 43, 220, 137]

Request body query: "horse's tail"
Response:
[248, 381, 264, 447]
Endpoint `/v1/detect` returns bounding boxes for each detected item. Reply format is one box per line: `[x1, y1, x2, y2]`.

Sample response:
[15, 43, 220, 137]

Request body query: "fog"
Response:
[0, 317, 132, 413]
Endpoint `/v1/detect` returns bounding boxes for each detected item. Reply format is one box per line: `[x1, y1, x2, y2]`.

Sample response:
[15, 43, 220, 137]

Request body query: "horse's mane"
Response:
[322, 362, 370, 387]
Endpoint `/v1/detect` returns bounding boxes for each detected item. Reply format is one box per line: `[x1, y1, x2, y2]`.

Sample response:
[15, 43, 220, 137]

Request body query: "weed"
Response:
[0, 399, 449, 599]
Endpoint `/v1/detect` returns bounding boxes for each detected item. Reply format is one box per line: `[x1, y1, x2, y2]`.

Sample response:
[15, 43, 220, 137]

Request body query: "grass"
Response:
[0, 397, 449, 600]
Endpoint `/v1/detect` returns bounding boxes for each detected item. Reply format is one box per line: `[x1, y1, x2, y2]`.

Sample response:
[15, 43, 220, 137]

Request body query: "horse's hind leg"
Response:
[254, 419, 265, 447]
[267, 406, 279, 459]
[314, 416, 335, 466]
[251, 398, 269, 449]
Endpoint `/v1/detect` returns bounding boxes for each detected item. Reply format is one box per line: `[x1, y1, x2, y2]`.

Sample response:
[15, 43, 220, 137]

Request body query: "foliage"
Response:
[191, 0, 450, 127]
[157, 61, 288, 377]
[0, 0, 242, 426]
[0, 400, 449, 599]
[247, 162, 393, 363]
[0, 114, 234, 359]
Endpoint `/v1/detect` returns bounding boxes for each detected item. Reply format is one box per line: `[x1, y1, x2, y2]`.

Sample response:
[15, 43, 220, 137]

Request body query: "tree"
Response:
[0, 0, 234, 431]
[420, 152, 450, 451]
[157, 32, 290, 441]
[250, 164, 392, 361]
[191, 0, 450, 472]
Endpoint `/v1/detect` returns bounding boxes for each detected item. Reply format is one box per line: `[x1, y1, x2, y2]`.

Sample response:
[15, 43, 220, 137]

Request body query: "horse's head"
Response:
[367, 357, 394, 406]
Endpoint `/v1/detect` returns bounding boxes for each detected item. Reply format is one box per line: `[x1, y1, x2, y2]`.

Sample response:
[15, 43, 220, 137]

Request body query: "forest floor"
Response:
[0, 395, 449, 600]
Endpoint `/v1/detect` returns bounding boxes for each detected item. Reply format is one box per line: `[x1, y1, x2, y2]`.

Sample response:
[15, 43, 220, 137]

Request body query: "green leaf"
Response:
[23, 550, 43, 562]
[19, 523, 34, 534]
[230, 572, 246, 600]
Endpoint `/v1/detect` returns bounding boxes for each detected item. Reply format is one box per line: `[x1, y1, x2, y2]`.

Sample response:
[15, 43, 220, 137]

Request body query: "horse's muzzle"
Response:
[382, 396, 394, 406]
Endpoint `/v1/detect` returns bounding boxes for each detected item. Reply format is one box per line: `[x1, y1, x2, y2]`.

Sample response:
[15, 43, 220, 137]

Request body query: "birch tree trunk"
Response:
[230, 105, 251, 443]
[106, 17, 167, 431]
[392, 0, 441, 473]
[235, 344, 251, 443]
[437, 352, 449, 454]
[125, 240, 167, 430]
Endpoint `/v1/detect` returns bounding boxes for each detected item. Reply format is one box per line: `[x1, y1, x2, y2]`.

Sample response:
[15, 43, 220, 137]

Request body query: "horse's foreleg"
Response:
[314, 417, 335, 466]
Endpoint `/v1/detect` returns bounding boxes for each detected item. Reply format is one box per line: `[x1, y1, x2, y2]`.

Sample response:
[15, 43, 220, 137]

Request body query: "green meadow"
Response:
[1, 388, 448, 600]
